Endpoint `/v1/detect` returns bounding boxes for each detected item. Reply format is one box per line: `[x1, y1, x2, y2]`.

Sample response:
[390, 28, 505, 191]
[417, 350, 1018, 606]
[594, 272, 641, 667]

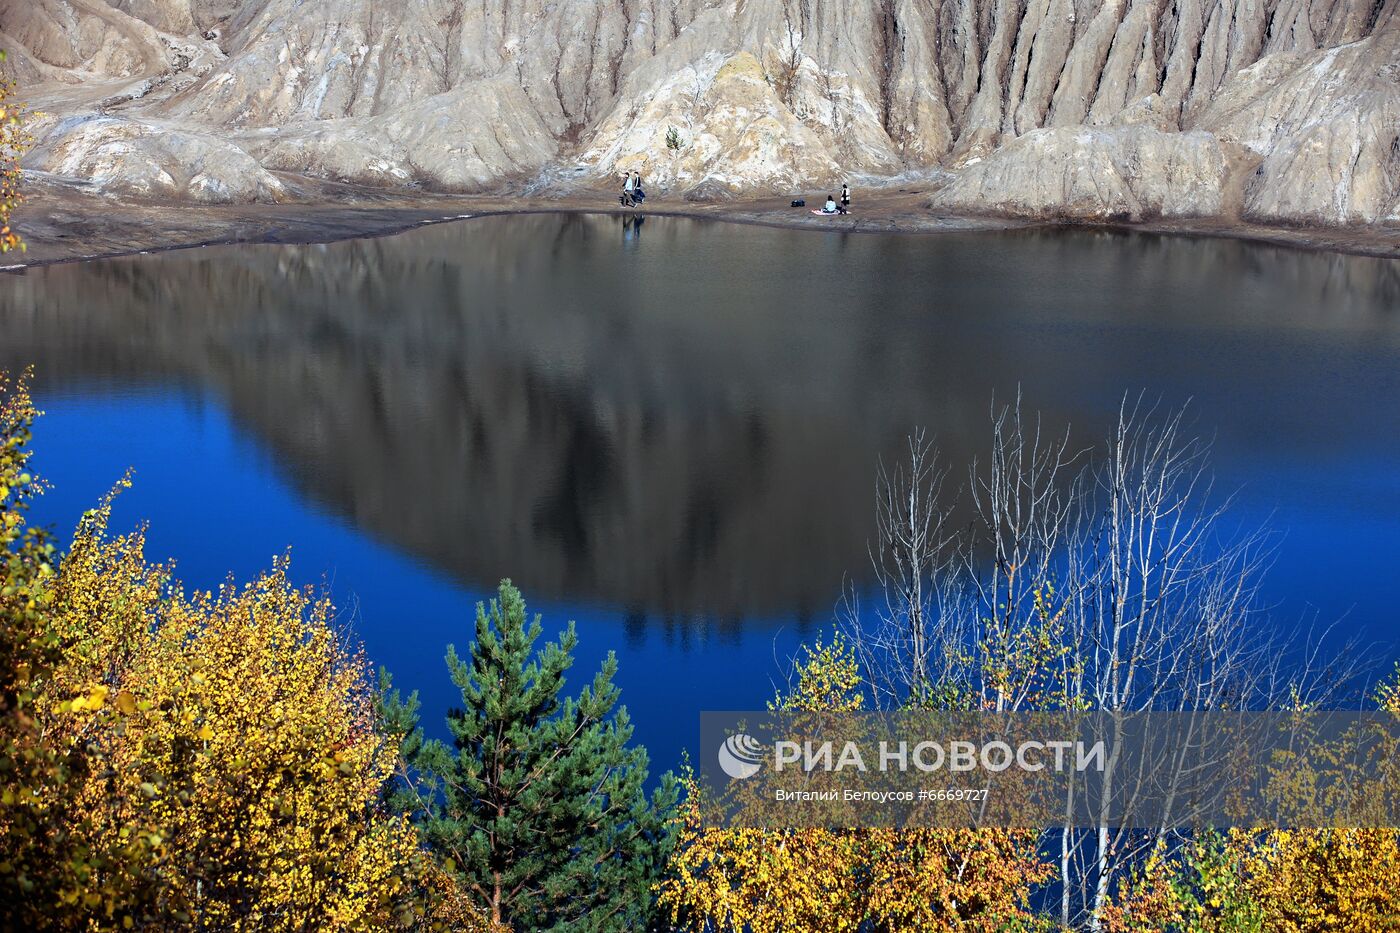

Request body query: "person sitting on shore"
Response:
[823, 195, 838, 214]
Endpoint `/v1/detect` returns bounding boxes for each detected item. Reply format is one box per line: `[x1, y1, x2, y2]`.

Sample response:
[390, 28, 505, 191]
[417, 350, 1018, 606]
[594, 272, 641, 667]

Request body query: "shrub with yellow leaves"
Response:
[58, 535, 421, 929]
[1236, 827, 1400, 933]
[657, 635, 1054, 933]
[1228, 670, 1400, 932]
[0, 370, 114, 926]
[1098, 830, 1266, 933]
[1102, 824, 1400, 933]
[1102, 671, 1400, 933]
[0, 372, 497, 931]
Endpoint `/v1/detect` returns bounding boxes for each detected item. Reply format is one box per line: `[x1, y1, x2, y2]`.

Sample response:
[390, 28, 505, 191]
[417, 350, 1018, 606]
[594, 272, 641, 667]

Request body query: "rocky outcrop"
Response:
[580, 51, 843, 196]
[2, 0, 1398, 226]
[1197, 32, 1400, 226]
[931, 127, 1232, 221]
[250, 80, 560, 190]
[1, 0, 169, 77]
[26, 114, 287, 201]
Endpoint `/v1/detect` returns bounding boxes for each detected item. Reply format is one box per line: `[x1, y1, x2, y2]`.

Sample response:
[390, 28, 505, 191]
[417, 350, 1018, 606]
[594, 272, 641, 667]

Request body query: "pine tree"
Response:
[380, 580, 679, 932]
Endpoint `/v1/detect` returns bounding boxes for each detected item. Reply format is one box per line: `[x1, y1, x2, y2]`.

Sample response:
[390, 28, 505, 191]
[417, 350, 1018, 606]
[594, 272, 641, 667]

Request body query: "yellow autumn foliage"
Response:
[1230, 671, 1400, 932]
[55, 528, 419, 928]
[1102, 672, 1400, 933]
[657, 635, 1054, 933]
[1236, 828, 1400, 932]
[0, 51, 28, 253]
[0, 372, 496, 931]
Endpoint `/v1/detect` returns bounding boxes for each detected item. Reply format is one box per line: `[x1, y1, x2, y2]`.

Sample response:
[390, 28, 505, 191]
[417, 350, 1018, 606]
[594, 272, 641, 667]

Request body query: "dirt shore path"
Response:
[7, 176, 1400, 270]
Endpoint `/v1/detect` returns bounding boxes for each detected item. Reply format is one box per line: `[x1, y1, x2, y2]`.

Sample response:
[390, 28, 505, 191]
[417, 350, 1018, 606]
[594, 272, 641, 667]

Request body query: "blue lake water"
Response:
[3, 213, 1399, 769]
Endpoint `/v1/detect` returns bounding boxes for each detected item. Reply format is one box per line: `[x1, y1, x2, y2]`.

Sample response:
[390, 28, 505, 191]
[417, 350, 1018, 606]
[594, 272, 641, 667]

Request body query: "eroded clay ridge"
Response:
[2, 0, 1398, 225]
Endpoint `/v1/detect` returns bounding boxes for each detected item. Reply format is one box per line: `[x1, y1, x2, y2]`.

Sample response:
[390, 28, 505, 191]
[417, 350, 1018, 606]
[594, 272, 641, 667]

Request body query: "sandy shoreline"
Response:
[6, 177, 1400, 270]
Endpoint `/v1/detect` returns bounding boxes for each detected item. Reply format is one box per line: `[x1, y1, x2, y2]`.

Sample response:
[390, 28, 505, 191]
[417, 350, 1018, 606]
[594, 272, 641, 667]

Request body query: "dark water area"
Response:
[2, 213, 1399, 768]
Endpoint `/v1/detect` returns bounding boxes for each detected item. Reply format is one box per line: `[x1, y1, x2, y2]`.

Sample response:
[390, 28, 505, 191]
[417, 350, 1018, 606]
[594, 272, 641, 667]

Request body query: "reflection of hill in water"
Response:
[2, 215, 1399, 618]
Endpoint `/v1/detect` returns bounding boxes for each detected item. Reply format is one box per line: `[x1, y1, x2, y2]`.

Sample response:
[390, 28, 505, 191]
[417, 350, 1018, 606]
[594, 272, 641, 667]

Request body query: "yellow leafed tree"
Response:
[1101, 672, 1400, 933]
[0, 50, 29, 253]
[53, 531, 423, 928]
[657, 635, 1054, 933]
[1232, 672, 1400, 932]
[0, 371, 494, 931]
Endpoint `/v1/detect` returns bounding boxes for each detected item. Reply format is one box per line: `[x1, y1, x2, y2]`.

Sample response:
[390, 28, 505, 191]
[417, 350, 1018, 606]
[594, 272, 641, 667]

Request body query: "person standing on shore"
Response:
[840, 183, 850, 214]
[621, 171, 635, 207]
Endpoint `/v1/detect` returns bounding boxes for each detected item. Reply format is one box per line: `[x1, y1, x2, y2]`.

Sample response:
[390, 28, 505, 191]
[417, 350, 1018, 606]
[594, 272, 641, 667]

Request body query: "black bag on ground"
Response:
[791, 199, 806, 207]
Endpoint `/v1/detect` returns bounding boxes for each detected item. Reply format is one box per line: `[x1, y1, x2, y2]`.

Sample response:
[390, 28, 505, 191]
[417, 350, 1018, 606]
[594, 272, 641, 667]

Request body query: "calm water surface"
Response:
[3, 214, 1399, 767]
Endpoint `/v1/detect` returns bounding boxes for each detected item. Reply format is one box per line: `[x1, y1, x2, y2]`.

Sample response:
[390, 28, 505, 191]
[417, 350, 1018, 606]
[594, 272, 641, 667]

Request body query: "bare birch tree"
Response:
[842, 429, 956, 708]
[841, 395, 1348, 928]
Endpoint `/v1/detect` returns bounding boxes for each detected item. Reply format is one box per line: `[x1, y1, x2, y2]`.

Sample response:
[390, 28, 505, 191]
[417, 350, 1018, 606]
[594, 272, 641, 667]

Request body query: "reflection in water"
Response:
[621, 214, 645, 244]
[2, 215, 1400, 625]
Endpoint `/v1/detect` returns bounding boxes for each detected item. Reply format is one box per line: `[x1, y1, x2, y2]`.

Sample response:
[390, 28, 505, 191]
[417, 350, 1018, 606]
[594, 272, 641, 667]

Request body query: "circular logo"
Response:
[718, 733, 766, 780]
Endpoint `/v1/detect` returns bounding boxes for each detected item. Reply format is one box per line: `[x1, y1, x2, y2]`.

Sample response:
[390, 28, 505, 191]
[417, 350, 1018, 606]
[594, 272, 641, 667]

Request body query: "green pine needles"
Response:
[379, 580, 679, 931]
